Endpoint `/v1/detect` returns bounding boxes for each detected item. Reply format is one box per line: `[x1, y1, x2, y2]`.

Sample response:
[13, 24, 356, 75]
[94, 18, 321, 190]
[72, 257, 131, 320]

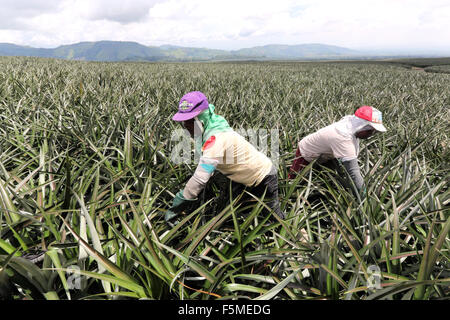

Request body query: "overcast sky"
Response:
[1, 0, 450, 53]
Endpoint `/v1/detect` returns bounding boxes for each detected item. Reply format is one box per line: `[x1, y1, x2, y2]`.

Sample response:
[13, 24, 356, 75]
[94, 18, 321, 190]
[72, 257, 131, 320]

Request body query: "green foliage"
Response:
[424, 65, 450, 74]
[0, 56, 448, 300]
[388, 57, 450, 68]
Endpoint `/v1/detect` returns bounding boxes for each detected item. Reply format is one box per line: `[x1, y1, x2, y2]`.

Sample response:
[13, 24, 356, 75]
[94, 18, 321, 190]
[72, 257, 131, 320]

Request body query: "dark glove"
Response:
[164, 190, 197, 225]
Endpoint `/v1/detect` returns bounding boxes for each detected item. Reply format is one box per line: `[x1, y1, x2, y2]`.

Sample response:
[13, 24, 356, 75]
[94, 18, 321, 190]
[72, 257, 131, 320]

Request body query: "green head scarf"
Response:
[195, 104, 233, 153]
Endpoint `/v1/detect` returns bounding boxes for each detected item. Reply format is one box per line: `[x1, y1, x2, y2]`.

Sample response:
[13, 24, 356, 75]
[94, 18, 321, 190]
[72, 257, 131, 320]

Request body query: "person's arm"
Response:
[330, 135, 365, 195]
[341, 158, 365, 193]
[182, 156, 219, 199]
[165, 156, 219, 224]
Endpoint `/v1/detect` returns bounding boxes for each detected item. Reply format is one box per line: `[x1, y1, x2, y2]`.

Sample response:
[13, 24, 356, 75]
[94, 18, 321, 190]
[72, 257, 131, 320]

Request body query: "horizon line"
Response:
[2, 40, 450, 56]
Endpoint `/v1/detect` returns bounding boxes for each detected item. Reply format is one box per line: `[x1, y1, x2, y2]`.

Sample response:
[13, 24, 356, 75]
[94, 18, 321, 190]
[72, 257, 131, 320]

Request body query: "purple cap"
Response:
[172, 91, 209, 121]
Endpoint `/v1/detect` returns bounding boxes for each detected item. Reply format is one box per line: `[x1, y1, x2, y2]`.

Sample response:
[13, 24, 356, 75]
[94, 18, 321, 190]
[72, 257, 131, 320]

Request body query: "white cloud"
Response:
[0, 0, 449, 52]
[78, 0, 163, 23]
[0, 0, 62, 30]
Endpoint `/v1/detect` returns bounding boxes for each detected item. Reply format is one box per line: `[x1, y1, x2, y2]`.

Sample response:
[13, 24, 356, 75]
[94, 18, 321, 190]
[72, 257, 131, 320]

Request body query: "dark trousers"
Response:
[227, 173, 285, 220]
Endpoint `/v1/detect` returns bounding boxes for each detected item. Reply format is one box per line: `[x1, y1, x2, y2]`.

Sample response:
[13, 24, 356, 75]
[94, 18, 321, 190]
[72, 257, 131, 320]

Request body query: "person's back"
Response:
[203, 130, 273, 187]
[298, 122, 358, 163]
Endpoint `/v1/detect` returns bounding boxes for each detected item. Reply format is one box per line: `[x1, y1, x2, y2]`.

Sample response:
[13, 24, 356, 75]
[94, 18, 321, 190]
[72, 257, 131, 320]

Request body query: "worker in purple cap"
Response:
[165, 91, 285, 225]
[289, 106, 387, 196]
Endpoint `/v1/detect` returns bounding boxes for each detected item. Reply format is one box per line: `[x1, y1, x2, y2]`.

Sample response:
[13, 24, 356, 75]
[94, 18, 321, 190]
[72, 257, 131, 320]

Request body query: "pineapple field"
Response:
[0, 56, 448, 300]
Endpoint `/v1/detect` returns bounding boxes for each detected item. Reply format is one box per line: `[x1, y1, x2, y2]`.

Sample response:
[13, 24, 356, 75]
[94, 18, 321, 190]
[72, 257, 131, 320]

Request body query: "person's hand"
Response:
[172, 190, 188, 208]
[164, 190, 197, 226]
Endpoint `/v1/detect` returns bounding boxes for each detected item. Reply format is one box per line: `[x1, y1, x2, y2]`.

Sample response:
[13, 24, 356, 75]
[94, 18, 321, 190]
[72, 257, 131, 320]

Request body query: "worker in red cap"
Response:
[289, 106, 387, 195]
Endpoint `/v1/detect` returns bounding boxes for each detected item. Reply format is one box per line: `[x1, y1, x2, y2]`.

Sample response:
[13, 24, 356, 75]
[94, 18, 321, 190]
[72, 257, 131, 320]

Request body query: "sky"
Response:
[1, 0, 450, 54]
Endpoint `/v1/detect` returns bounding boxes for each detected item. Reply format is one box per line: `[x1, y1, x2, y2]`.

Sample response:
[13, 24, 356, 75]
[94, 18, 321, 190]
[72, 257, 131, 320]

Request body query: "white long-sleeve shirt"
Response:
[299, 123, 359, 163]
[298, 122, 365, 192]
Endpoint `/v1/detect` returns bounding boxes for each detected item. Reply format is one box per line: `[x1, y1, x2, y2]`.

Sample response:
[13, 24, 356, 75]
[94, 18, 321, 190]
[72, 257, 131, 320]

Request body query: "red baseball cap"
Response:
[355, 106, 387, 132]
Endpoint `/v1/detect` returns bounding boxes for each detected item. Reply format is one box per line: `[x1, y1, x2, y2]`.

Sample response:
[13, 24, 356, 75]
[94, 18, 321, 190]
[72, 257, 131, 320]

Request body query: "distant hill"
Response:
[0, 41, 362, 62]
[232, 43, 359, 58]
[0, 43, 53, 58]
[51, 41, 166, 61]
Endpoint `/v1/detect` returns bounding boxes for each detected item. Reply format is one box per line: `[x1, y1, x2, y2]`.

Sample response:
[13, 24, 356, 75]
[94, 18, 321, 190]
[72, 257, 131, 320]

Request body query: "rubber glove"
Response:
[164, 190, 197, 224]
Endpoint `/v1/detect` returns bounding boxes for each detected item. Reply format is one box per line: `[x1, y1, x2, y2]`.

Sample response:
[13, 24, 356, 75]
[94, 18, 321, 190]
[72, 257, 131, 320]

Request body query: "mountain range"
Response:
[0, 41, 366, 62]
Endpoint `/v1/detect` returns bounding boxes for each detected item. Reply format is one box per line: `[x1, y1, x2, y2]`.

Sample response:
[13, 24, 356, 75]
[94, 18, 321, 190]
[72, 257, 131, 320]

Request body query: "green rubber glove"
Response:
[164, 190, 197, 224]
[172, 190, 187, 207]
